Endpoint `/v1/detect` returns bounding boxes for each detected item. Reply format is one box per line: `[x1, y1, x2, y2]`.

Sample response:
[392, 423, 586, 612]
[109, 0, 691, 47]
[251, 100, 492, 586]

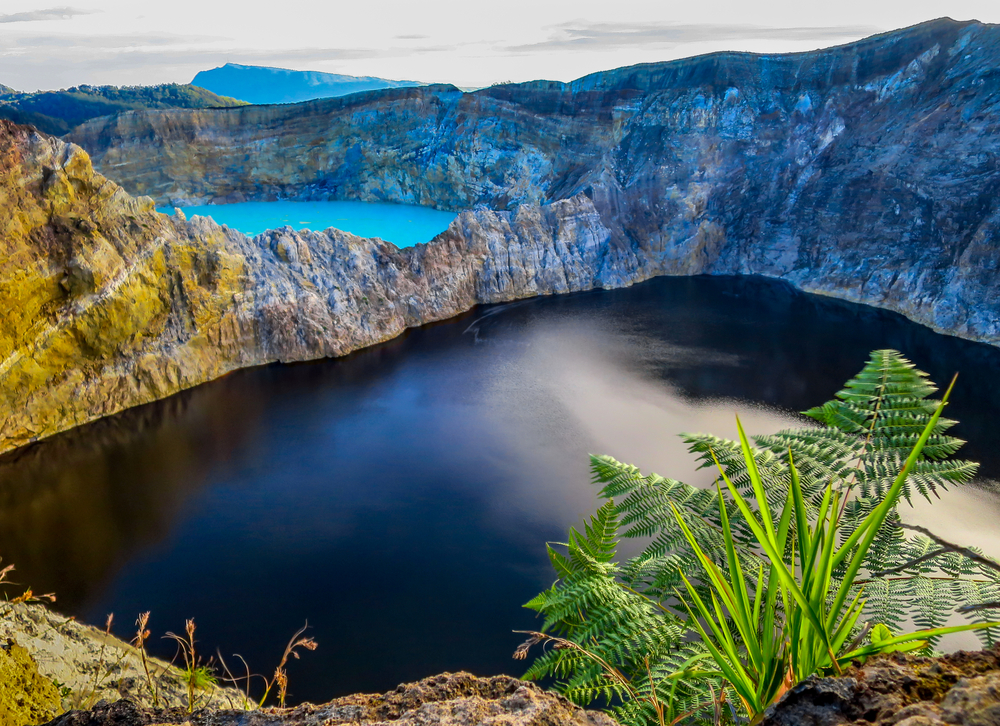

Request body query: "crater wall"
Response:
[2, 18, 999, 452]
[68, 19, 1000, 345]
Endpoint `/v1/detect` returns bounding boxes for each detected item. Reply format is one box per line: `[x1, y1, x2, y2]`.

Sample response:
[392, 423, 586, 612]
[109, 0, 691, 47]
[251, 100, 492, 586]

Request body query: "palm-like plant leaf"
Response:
[520, 351, 1000, 726]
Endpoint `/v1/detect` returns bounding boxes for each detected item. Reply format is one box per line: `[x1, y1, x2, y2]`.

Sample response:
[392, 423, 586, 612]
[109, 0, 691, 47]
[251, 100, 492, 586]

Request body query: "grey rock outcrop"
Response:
[762, 644, 1000, 726]
[0, 604, 247, 713]
[44, 672, 618, 726]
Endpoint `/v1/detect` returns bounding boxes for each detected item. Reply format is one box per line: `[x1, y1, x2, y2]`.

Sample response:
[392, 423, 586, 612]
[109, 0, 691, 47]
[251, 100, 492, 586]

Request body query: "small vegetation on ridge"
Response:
[0, 83, 246, 135]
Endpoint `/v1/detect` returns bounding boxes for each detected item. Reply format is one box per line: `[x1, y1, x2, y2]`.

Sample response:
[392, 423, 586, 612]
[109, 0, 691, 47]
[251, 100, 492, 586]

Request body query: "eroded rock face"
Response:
[762, 644, 1000, 726]
[5, 18, 1000, 454]
[0, 604, 247, 713]
[68, 18, 1000, 347]
[0, 121, 624, 454]
[44, 672, 618, 726]
[0, 122, 255, 453]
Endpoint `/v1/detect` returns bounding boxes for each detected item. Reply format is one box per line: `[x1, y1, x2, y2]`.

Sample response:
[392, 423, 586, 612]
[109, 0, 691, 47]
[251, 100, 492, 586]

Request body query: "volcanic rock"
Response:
[5, 18, 1000, 453]
[762, 644, 1000, 726]
[43, 672, 618, 726]
[68, 18, 1000, 346]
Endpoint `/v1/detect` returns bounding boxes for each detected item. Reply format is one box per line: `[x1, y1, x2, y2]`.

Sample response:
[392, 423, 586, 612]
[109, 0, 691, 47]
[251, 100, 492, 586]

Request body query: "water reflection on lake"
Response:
[1, 275, 999, 702]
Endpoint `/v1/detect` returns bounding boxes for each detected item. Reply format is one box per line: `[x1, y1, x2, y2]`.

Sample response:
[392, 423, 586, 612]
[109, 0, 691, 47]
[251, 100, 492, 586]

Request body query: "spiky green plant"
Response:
[674, 393, 998, 721]
[165, 619, 217, 712]
[519, 350, 1000, 725]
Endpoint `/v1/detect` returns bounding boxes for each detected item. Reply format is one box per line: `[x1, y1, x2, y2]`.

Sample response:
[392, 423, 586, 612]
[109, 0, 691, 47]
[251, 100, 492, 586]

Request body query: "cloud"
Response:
[0, 7, 92, 24]
[3, 31, 458, 64]
[0, 37, 453, 90]
[506, 21, 884, 53]
[13, 32, 229, 49]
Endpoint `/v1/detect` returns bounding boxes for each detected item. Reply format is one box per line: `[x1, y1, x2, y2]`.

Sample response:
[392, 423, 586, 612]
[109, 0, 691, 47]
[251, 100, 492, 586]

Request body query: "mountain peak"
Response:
[191, 64, 423, 105]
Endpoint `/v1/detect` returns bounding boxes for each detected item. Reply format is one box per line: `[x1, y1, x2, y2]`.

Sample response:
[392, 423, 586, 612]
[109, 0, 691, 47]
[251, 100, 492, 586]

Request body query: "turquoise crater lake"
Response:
[159, 201, 458, 246]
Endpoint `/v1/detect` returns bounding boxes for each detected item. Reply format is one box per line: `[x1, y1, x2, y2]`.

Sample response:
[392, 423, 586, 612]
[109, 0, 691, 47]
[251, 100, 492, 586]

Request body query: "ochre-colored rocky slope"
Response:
[69, 18, 1000, 346]
[0, 120, 619, 454]
[0, 121, 251, 452]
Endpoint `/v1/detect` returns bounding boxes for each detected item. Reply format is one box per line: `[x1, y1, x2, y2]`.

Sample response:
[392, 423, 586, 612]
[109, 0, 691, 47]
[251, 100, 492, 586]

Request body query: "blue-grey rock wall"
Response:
[66, 18, 1000, 348]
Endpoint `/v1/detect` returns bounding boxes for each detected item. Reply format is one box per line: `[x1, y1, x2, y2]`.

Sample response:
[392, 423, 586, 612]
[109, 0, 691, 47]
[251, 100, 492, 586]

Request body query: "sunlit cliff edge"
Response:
[0, 121, 625, 454]
[2, 17, 999, 454]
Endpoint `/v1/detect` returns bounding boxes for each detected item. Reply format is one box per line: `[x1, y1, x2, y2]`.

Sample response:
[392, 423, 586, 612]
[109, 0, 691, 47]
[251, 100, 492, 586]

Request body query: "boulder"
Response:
[763, 644, 1000, 726]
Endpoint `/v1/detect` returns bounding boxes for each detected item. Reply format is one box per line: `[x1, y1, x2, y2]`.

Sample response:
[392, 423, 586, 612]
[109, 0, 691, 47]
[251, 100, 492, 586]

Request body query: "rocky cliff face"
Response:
[0, 120, 623, 453]
[69, 18, 1000, 347]
[761, 644, 1000, 726]
[0, 122, 252, 453]
[4, 18, 1000, 453]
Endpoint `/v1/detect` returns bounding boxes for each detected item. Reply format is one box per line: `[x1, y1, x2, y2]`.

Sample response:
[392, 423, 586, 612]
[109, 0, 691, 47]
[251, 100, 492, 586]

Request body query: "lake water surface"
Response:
[160, 201, 458, 245]
[2, 275, 999, 703]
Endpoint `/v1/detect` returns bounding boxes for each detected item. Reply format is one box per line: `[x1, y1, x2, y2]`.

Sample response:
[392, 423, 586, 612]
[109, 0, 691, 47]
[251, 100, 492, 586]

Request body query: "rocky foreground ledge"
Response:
[36, 645, 1000, 726]
[0, 604, 246, 720]
[45, 672, 616, 726]
[3, 601, 999, 725]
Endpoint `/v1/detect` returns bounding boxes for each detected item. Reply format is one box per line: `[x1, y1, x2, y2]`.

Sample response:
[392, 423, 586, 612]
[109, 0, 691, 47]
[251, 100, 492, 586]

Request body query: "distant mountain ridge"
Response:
[0, 83, 245, 135]
[191, 63, 423, 104]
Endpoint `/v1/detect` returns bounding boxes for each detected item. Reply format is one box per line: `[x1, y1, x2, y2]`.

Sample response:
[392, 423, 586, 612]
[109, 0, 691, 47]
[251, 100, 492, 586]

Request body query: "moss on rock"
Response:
[0, 638, 61, 726]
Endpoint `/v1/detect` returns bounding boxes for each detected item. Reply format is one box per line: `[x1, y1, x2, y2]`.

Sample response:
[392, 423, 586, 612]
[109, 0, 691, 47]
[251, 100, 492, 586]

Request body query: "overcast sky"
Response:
[0, 0, 997, 91]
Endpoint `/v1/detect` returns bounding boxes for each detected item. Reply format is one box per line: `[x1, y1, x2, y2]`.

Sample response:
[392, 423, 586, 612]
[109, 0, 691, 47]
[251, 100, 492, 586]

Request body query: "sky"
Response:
[0, 0, 998, 92]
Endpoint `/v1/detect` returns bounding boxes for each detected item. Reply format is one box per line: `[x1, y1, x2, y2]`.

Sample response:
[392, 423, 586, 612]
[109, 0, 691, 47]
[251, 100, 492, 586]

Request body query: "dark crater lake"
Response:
[2, 275, 1000, 703]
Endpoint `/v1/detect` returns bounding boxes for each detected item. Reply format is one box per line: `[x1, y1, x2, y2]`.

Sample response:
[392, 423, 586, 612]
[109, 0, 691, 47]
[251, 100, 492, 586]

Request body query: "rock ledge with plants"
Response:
[29, 646, 1000, 726]
[44, 672, 617, 726]
[761, 643, 1000, 726]
[0, 602, 246, 724]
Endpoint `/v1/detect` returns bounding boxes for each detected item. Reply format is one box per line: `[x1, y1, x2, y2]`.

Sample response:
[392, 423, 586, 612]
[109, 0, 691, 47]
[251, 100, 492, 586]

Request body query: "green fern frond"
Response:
[519, 350, 991, 726]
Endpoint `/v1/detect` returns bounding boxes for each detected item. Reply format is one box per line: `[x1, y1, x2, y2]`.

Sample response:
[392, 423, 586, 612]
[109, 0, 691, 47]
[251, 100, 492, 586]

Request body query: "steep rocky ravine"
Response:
[2, 17, 1000, 454]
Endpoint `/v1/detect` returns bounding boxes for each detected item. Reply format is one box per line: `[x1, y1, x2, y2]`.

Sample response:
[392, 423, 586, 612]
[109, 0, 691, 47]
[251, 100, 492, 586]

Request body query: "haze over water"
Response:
[1, 275, 999, 703]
